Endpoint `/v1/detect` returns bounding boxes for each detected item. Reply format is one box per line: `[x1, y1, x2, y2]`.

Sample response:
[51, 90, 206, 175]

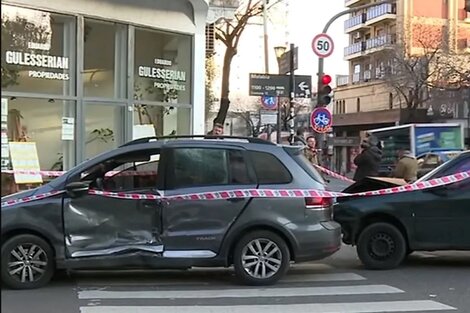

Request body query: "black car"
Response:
[334, 150, 470, 270]
[1, 136, 341, 289]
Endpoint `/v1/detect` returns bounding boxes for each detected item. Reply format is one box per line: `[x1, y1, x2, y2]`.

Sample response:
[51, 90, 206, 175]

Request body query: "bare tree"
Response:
[212, 0, 264, 126]
[205, 54, 218, 119]
[381, 24, 469, 122]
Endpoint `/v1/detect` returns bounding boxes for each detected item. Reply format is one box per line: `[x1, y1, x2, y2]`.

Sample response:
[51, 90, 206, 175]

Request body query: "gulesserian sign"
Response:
[138, 58, 187, 92]
[4, 49, 70, 80]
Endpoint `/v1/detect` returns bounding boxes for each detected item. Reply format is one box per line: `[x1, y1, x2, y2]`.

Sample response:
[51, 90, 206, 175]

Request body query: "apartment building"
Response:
[331, 0, 470, 173]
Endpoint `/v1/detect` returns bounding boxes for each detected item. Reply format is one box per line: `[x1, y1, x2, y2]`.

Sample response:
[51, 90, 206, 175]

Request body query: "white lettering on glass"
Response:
[5, 51, 69, 70]
[138, 66, 186, 82]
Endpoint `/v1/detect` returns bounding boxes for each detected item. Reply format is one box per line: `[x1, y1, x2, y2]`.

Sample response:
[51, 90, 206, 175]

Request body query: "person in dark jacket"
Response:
[353, 135, 382, 181]
[292, 127, 307, 146]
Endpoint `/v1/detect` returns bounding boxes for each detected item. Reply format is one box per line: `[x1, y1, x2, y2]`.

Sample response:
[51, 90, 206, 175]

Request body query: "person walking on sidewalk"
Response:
[353, 135, 382, 181]
[393, 149, 418, 183]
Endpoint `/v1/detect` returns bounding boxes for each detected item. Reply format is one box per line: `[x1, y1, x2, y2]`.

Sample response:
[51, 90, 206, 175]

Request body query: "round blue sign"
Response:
[310, 107, 332, 133]
[260, 96, 278, 110]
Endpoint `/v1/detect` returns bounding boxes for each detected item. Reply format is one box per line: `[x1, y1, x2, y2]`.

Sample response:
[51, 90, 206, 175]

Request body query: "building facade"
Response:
[1, 0, 208, 174]
[332, 0, 470, 173]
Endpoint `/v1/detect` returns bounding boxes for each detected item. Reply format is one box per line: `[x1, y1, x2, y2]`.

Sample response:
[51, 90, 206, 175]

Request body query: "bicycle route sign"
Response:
[310, 107, 332, 133]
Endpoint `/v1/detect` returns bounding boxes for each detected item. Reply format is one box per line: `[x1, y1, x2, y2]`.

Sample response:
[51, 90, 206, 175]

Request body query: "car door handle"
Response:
[226, 197, 245, 203]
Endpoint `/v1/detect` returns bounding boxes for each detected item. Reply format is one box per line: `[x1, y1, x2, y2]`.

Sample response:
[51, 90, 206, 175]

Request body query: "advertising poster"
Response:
[415, 126, 463, 155]
[9, 142, 43, 184]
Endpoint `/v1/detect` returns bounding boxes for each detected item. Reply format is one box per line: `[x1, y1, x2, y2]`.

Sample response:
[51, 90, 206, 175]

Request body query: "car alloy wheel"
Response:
[1, 234, 54, 289]
[233, 230, 290, 285]
[241, 238, 282, 279]
[8, 243, 48, 283]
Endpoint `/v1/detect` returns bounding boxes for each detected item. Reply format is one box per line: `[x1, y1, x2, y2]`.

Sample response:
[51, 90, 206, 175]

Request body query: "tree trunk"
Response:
[214, 46, 236, 125]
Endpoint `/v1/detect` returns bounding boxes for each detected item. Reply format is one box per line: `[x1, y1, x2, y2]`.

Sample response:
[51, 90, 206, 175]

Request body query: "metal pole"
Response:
[289, 43, 295, 144]
[276, 96, 281, 143]
[263, 0, 269, 73]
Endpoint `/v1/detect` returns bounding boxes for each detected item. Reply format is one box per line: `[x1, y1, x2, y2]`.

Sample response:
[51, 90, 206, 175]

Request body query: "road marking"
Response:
[78, 284, 403, 299]
[77, 272, 366, 287]
[79, 300, 456, 313]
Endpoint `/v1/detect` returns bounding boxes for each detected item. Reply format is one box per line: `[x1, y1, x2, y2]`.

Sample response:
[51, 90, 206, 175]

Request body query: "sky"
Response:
[286, 0, 350, 86]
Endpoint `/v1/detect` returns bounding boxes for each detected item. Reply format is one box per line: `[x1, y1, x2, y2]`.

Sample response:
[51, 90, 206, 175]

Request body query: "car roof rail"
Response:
[119, 135, 276, 147]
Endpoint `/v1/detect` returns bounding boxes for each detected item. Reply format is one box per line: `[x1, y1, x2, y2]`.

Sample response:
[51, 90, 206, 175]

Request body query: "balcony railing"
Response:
[366, 3, 396, 20]
[366, 34, 394, 50]
[344, 14, 366, 30]
[344, 42, 364, 56]
[336, 75, 349, 87]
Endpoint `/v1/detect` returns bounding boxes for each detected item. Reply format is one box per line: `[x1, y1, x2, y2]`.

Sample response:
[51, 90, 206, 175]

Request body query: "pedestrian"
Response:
[353, 135, 382, 181]
[207, 122, 224, 136]
[393, 149, 418, 183]
[292, 127, 307, 146]
[304, 136, 320, 166]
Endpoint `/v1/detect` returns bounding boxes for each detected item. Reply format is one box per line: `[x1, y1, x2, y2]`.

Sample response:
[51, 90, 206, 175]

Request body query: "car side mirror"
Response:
[65, 181, 91, 198]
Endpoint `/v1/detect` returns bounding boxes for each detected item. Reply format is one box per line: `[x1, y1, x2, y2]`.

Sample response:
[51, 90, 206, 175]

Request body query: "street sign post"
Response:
[310, 107, 332, 133]
[311, 33, 334, 58]
[278, 47, 298, 75]
[249, 73, 311, 98]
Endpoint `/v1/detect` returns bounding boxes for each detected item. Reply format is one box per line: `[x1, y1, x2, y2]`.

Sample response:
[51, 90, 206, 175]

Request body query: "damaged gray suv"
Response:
[1, 136, 341, 289]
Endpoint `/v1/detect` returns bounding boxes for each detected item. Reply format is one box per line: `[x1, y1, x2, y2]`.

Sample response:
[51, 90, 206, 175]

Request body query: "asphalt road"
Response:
[2, 246, 469, 313]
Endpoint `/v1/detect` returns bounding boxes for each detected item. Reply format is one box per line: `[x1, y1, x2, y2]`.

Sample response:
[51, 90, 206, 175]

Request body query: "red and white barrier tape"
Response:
[1, 190, 66, 207]
[2, 171, 469, 208]
[1, 170, 157, 177]
[313, 165, 355, 183]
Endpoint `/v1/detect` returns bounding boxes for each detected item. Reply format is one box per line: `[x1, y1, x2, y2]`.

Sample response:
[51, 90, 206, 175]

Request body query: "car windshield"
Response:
[417, 152, 469, 182]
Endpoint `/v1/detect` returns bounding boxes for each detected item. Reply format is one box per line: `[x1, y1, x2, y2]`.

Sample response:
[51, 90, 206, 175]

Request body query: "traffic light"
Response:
[317, 74, 332, 106]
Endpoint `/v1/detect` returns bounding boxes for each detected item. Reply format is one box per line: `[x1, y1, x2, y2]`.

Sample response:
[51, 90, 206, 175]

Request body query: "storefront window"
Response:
[85, 103, 124, 159]
[4, 97, 75, 171]
[83, 19, 127, 98]
[133, 105, 191, 137]
[134, 28, 191, 104]
[1, 5, 76, 95]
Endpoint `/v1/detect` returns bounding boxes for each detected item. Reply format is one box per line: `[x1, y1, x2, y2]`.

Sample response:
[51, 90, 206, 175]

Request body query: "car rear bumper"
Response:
[285, 220, 342, 262]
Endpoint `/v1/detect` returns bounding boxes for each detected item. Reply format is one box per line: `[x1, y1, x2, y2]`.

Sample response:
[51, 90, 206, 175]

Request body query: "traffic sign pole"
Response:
[313, 0, 394, 166]
[289, 43, 296, 144]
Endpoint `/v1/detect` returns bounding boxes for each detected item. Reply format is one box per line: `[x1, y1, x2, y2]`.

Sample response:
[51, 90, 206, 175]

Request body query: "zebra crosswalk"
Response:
[76, 263, 457, 313]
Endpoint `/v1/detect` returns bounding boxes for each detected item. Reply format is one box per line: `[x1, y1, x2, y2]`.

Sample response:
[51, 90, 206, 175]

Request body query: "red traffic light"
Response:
[321, 74, 332, 85]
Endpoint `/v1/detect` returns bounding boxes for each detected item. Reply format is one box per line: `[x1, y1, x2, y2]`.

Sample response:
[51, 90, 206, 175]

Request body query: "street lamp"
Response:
[274, 46, 287, 60]
[274, 45, 287, 144]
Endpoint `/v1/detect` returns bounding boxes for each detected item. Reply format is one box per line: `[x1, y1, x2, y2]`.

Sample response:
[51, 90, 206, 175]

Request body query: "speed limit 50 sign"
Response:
[312, 33, 334, 58]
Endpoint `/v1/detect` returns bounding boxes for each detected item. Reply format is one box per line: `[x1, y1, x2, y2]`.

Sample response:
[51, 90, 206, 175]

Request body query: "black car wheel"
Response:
[233, 230, 290, 286]
[1, 234, 55, 289]
[357, 223, 407, 270]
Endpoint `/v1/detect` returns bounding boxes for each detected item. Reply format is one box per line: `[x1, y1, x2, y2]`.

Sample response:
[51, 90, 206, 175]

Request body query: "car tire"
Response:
[356, 223, 407, 270]
[233, 230, 290, 286]
[1, 234, 55, 289]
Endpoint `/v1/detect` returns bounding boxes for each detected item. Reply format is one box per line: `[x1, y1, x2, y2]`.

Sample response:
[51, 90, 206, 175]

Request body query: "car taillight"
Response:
[304, 197, 333, 209]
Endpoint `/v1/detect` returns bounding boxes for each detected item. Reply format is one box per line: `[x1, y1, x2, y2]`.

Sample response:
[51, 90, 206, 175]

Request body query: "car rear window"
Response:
[248, 151, 292, 184]
[284, 146, 326, 185]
